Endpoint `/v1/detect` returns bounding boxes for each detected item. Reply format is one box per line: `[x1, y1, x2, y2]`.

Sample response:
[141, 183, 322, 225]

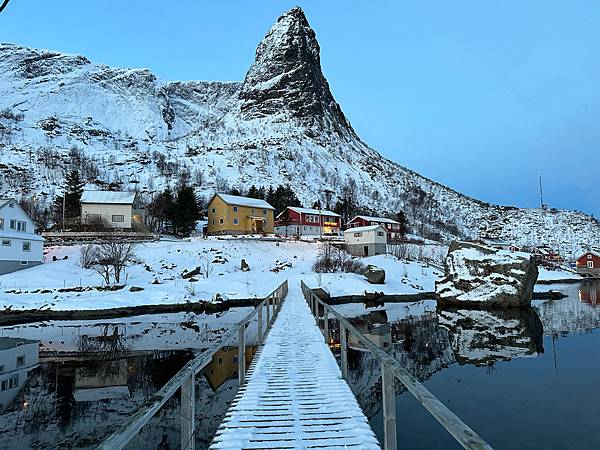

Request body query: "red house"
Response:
[346, 215, 403, 239]
[576, 251, 600, 277]
[274, 207, 341, 237]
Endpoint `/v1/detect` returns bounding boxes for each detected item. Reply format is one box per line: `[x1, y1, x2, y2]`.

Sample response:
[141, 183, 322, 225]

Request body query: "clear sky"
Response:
[2, 1, 599, 216]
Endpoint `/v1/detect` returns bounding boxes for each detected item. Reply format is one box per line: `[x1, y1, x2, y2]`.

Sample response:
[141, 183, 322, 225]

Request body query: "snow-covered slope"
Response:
[0, 7, 598, 257]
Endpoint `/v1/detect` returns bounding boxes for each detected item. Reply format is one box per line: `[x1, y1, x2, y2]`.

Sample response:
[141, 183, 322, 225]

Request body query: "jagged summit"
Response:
[239, 7, 355, 137]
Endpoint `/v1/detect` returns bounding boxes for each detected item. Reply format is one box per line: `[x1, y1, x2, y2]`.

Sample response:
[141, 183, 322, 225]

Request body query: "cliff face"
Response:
[0, 7, 598, 256]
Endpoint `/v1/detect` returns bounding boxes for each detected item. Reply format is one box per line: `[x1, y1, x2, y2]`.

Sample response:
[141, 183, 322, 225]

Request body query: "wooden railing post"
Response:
[258, 304, 263, 341]
[238, 324, 246, 385]
[266, 296, 271, 329]
[381, 361, 397, 450]
[323, 305, 329, 343]
[181, 373, 195, 450]
[340, 324, 348, 378]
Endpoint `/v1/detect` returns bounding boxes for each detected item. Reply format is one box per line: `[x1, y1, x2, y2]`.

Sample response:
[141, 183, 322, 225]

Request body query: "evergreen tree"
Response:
[247, 185, 264, 199]
[396, 211, 408, 237]
[229, 187, 242, 196]
[171, 186, 201, 237]
[334, 194, 359, 226]
[64, 169, 84, 218]
[267, 185, 301, 216]
[147, 188, 174, 233]
[312, 200, 322, 209]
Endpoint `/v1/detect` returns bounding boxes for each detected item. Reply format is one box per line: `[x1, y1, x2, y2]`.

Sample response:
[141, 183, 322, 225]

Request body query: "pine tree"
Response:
[312, 200, 322, 209]
[247, 185, 264, 199]
[396, 211, 408, 237]
[229, 187, 242, 196]
[147, 188, 174, 233]
[171, 186, 200, 237]
[64, 169, 84, 218]
[278, 208, 292, 237]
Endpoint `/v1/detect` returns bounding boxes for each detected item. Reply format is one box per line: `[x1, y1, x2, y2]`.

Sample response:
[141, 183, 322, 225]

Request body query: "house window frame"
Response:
[16, 355, 25, 367]
[219, 218, 224, 224]
[233, 206, 238, 212]
[22, 241, 31, 252]
[587, 261, 594, 269]
[10, 219, 16, 230]
[17, 221, 26, 232]
[0, 218, 3, 229]
[233, 218, 239, 225]
[1, 239, 10, 246]
[354, 232, 363, 237]
[111, 214, 125, 223]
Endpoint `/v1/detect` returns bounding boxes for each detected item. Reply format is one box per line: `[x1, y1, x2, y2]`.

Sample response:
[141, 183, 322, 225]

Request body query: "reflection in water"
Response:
[0, 337, 39, 413]
[203, 346, 257, 391]
[438, 307, 544, 366]
[579, 280, 600, 307]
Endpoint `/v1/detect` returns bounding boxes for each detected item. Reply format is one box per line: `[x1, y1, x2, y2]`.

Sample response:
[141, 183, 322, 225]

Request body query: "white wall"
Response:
[344, 228, 387, 245]
[0, 200, 43, 263]
[0, 340, 38, 412]
[82, 203, 133, 229]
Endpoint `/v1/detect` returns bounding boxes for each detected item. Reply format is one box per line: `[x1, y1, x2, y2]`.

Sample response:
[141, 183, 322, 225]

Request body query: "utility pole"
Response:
[538, 173, 544, 209]
[62, 192, 65, 232]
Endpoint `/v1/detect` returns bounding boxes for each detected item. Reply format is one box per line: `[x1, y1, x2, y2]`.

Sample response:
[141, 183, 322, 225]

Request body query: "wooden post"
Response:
[238, 324, 246, 385]
[266, 296, 270, 330]
[323, 305, 329, 343]
[271, 294, 276, 320]
[381, 361, 397, 450]
[258, 304, 263, 341]
[180, 373, 195, 450]
[340, 324, 348, 378]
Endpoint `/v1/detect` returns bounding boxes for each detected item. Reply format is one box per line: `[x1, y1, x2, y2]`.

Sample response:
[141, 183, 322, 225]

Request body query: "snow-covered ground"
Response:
[0, 239, 442, 311]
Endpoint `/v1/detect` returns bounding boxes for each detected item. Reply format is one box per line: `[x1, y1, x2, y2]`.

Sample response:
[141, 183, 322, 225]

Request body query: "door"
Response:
[364, 245, 369, 256]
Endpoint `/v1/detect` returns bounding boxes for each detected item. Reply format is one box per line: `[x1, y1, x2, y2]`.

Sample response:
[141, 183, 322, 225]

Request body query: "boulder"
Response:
[182, 266, 202, 279]
[364, 265, 385, 284]
[436, 241, 538, 308]
[241, 259, 250, 272]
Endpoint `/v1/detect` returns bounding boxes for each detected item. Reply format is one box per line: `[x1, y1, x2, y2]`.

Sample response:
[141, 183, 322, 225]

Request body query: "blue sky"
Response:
[2, 1, 599, 216]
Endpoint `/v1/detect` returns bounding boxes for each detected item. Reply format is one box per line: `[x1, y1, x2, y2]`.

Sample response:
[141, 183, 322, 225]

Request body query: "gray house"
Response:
[343, 225, 387, 257]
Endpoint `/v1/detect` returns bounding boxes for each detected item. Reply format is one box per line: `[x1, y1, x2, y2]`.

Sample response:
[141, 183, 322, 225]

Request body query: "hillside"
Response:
[0, 7, 598, 257]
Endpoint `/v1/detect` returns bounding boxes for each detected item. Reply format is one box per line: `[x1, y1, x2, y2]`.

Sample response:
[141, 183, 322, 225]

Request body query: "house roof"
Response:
[343, 225, 386, 233]
[0, 230, 44, 242]
[81, 190, 136, 205]
[350, 215, 400, 225]
[0, 337, 38, 350]
[577, 250, 600, 260]
[214, 193, 274, 210]
[285, 207, 340, 217]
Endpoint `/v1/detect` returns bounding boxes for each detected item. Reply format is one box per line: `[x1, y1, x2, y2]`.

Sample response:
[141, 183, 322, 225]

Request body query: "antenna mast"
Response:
[538, 173, 544, 209]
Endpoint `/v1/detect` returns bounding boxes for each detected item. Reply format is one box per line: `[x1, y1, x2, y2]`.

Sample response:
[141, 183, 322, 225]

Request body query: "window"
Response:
[252, 208, 256, 214]
[588, 254, 593, 259]
[17, 221, 26, 232]
[20, 261, 28, 266]
[86, 213, 100, 220]
[233, 218, 239, 225]
[233, 356, 238, 363]
[219, 218, 224, 224]
[377, 231, 385, 237]
[354, 232, 363, 237]
[218, 357, 223, 364]
[212, 219, 215, 225]
[233, 206, 238, 212]
[588, 261, 594, 269]
[211, 208, 216, 214]
[22, 241, 30, 252]
[263, 209, 267, 215]
[112, 215, 124, 223]
[16, 356, 25, 367]
[0, 365, 4, 373]
[0, 218, 3, 229]
[1, 240, 9, 246]
[10, 219, 16, 230]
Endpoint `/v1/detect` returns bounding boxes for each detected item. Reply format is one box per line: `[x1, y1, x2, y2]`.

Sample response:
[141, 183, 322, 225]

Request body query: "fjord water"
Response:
[339, 281, 600, 449]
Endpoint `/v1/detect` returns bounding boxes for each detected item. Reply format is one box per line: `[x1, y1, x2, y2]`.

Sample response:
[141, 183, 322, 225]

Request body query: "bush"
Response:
[79, 244, 97, 269]
[313, 243, 364, 274]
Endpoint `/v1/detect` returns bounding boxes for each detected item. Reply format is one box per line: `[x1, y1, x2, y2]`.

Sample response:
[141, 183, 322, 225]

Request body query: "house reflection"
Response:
[0, 337, 39, 412]
[579, 281, 600, 307]
[203, 346, 257, 391]
[73, 359, 130, 402]
[347, 311, 392, 352]
[437, 307, 544, 366]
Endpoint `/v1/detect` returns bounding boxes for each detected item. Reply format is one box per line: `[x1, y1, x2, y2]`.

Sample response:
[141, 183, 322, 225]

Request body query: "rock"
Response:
[152, 279, 161, 285]
[364, 264, 385, 284]
[241, 259, 250, 272]
[182, 266, 202, 279]
[436, 241, 538, 308]
[212, 293, 228, 303]
[187, 277, 198, 282]
[129, 286, 144, 292]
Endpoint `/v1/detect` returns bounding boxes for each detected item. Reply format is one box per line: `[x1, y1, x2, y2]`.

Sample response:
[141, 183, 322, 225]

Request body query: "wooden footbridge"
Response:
[98, 280, 493, 450]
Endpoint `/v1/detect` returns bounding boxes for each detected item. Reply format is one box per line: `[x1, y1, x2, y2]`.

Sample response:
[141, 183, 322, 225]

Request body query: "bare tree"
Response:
[88, 238, 136, 284]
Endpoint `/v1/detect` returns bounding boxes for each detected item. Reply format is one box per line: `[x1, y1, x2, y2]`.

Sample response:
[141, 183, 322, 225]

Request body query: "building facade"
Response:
[344, 225, 387, 256]
[346, 215, 403, 239]
[274, 207, 341, 237]
[207, 193, 275, 235]
[0, 199, 44, 275]
[576, 251, 600, 277]
[80, 191, 143, 230]
[0, 337, 39, 412]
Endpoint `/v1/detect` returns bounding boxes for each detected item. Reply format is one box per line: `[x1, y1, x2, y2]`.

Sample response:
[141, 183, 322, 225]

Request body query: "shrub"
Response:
[313, 243, 364, 274]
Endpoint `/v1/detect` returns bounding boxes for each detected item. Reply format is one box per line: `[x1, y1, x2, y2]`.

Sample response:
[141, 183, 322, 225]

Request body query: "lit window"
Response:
[0, 218, 4, 229]
[22, 242, 30, 252]
[354, 232, 362, 237]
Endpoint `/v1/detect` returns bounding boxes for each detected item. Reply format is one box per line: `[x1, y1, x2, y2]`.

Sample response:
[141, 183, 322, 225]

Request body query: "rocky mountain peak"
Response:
[239, 7, 356, 137]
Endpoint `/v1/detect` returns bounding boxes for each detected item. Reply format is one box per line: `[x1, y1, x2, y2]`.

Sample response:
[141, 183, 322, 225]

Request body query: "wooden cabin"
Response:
[207, 193, 275, 235]
[576, 251, 600, 277]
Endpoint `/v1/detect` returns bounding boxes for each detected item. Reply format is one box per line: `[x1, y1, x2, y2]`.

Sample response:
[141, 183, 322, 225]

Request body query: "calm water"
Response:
[1, 282, 599, 449]
[336, 280, 600, 450]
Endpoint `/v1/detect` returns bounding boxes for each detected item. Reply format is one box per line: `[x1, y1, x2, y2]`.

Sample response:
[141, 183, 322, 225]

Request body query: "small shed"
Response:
[576, 251, 600, 277]
[343, 225, 387, 257]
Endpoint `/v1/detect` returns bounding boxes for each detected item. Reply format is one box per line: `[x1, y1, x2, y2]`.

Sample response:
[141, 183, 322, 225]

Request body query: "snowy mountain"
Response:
[0, 6, 598, 257]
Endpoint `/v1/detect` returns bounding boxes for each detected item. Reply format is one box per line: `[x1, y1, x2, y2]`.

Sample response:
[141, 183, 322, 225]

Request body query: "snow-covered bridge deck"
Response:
[210, 284, 380, 449]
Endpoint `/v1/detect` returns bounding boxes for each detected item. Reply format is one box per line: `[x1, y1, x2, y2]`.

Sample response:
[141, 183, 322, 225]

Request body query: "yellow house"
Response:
[207, 193, 275, 235]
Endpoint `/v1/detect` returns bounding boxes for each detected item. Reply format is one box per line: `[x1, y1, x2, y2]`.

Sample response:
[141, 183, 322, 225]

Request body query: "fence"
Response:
[300, 280, 493, 450]
[97, 280, 288, 450]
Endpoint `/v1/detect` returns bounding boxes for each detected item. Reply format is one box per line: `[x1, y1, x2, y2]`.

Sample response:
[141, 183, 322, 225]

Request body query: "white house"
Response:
[343, 225, 388, 257]
[0, 337, 39, 412]
[0, 198, 44, 275]
[81, 190, 143, 230]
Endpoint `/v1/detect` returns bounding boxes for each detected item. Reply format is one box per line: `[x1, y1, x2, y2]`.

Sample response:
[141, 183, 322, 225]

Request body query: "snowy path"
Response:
[210, 284, 380, 449]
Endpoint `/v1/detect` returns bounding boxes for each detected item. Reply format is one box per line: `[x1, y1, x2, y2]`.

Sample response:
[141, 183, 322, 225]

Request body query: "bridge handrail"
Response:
[300, 280, 493, 450]
[98, 279, 288, 450]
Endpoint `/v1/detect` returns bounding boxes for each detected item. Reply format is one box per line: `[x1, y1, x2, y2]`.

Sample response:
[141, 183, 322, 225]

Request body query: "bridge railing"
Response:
[97, 279, 288, 450]
[300, 280, 493, 450]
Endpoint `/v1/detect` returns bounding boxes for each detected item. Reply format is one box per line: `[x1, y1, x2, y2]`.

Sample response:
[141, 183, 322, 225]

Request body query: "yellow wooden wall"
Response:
[207, 195, 274, 235]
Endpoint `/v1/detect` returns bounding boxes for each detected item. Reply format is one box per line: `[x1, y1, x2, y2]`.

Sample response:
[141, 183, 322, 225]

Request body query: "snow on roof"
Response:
[81, 190, 136, 204]
[351, 215, 400, 224]
[577, 250, 600, 259]
[0, 198, 14, 208]
[343, 225, 386, 233]
[0, 230, 44, 241]
[287, 207, 340, 217]
[215, 193, 274, 210]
